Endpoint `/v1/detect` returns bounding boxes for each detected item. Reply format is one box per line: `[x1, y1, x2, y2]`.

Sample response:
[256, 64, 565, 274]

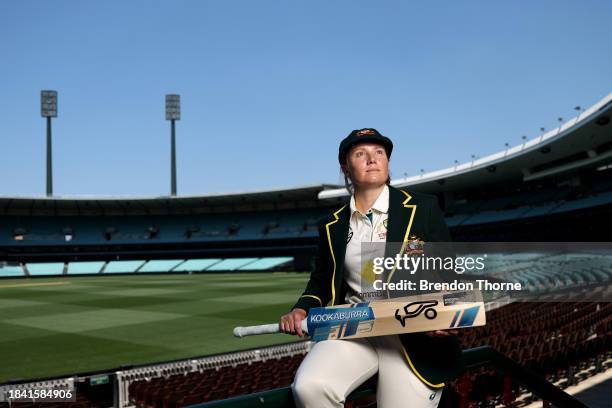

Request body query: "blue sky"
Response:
[1, 1, 611, 196]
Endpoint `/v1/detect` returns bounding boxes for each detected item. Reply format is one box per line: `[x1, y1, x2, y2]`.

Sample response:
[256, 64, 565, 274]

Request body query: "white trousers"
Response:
[292, 335, 442, 408]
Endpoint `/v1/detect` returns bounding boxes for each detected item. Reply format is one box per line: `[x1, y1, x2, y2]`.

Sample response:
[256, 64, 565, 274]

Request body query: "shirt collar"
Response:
[349, 185, 390, 216]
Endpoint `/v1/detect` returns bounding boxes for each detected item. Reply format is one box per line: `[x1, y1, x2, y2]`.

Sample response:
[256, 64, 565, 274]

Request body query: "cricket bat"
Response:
[233, 290, 485, 341]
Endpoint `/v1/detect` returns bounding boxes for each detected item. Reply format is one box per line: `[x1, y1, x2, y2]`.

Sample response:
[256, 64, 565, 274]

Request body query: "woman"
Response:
[280, 128, 463, 408]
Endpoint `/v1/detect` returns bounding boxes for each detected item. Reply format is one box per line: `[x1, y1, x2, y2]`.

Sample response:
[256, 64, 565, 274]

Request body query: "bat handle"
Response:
[233, 320, 308, 338]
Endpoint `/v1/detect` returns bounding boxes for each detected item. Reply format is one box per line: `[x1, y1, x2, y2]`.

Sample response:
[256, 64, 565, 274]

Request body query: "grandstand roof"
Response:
[320, 92, 612, 200]
[1, 92, 611, 214]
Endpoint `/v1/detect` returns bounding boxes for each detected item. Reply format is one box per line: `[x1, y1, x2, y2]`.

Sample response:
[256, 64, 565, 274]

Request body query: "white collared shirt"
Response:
[344, 185, 389, 303]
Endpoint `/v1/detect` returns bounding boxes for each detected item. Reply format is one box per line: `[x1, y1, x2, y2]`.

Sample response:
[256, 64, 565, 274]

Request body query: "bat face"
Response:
[306, 291, 486, 342]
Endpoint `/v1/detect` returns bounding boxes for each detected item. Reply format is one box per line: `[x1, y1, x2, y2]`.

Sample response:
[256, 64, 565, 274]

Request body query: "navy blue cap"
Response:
[338, 128, 393, 164]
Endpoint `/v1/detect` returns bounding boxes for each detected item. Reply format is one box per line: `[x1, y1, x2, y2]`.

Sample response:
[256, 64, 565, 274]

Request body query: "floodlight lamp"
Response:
[165, 94, 181, 120]
[41, 90, 58, 118]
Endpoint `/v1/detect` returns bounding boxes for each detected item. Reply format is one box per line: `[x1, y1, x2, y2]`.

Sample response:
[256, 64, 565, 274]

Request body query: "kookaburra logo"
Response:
[394, 300, 438, 327]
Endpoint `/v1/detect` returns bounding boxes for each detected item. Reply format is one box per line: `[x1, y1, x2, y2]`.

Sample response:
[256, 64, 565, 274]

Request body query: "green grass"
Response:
[0, 273, 308, 382]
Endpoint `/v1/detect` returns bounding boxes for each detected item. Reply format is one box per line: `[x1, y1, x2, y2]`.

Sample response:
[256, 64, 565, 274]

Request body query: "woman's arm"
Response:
[281, 225, 332, 336]
[291, 225, 332, 312]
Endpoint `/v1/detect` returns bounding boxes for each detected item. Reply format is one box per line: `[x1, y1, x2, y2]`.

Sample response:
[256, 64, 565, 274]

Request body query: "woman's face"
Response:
[344, 143, 389, 190]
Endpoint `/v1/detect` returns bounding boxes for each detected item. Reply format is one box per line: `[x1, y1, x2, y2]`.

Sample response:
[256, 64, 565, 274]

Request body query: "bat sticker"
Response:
[394, 300, 438, 327]
[307, 304, 374, 341]
[449, 305, 481, 328]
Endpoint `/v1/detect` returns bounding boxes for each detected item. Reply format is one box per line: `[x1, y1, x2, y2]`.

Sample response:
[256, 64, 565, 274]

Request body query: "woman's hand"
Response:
[280, 308, 308, 337]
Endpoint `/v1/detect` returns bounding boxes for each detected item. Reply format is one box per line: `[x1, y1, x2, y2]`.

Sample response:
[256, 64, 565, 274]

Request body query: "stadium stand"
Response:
[67, 261, 106, 275]
[206, 258, 259, 271]
[0, 263, 24, 277]
[0, 208, 326, 247]
[138, 260, 184, 273]
[26, 262, 64, 276]
[116, 342, 311, 408]
[104, 260, 146, 274]
[172, 259, 222, 272]
[470, 252, 612, 294]
[4, 179, 612, 248]
[0, 257, 295, 278]
[237, 257, 293, 271]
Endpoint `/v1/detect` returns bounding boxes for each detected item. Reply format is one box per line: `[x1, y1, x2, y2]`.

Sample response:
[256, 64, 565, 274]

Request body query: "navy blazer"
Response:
[292, 185, 464, 388]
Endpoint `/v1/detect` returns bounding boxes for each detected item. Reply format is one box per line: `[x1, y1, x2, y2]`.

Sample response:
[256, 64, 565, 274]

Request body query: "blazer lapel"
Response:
[325, 204, 350, 305]
[385, 186, 417, 259]
[382, 187, 418, 296]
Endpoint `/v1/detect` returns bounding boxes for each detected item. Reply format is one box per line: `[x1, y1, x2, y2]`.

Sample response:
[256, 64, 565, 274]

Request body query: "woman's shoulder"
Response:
[389, 185, 439, 205]
[316, 203, 349, 226]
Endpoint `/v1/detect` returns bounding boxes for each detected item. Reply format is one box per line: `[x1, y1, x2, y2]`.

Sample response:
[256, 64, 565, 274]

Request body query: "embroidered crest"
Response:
[403, 235, 425, 256]
[356, 129, 375, 137]
[408, 235, 425, 250]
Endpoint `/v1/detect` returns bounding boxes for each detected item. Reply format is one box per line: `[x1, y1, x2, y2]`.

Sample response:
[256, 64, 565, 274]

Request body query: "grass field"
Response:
[0, 273, 308, 383]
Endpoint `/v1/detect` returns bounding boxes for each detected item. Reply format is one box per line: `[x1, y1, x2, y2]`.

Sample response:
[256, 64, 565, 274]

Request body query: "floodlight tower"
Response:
[41, 90, 57, 197]
[165, 94, 181, 196]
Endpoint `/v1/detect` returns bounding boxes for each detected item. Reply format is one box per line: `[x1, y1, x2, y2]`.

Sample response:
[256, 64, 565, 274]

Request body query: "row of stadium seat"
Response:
[4, 183, 612, 246]
[447, 187, 612, 227]
[0, 257, 294, 277]
[463, 252, 612, 294]
[128, 355, 304, 408]
[442, 337, 610, 406]
[0, 209, 324, 246]
[450, 177, 612, 215]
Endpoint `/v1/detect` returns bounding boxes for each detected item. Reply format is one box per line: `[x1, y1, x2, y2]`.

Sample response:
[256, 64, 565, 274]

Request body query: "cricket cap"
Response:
[338, 128, 393, 164]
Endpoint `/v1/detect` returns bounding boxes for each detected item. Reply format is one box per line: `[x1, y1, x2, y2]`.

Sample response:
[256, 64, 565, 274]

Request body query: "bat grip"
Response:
[233, 320, 308, 338]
